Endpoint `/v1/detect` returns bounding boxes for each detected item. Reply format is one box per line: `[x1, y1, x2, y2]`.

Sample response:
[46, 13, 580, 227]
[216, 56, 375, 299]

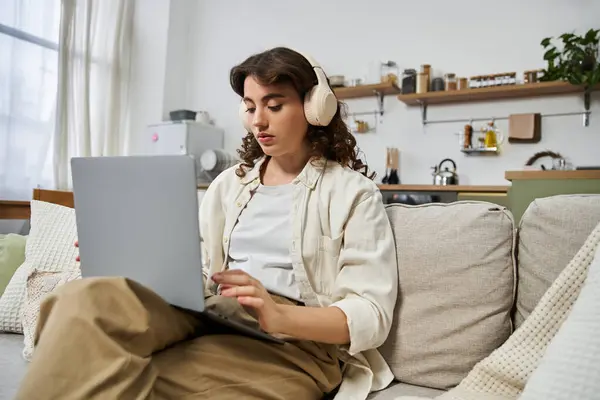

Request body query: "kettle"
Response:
[432, 158, 459, 185]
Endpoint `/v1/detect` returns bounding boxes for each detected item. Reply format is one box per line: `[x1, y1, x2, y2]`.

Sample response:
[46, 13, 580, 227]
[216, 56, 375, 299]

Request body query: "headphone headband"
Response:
[297, 50, 320, 69]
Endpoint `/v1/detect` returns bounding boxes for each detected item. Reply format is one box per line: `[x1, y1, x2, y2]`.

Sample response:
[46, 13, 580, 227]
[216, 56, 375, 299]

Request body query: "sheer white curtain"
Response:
[0, 0, 60, 200]
[54, 0, 135, 190]
[0, 0, 134, 199]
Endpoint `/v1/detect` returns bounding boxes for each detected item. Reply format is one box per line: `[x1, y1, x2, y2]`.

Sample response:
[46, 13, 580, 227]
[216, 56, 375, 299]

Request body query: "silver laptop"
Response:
[70, 155, 284, 344]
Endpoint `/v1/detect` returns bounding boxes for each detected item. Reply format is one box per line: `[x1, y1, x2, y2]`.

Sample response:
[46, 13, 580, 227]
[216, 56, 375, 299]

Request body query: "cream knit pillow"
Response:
[22, 268, 81, 360]
[0, 201, 79, 335]
[519, 241, 600, 400]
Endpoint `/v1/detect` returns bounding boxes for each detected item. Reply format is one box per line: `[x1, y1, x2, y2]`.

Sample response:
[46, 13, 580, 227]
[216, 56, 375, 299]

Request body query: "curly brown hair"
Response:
[229, 47, 374, 180]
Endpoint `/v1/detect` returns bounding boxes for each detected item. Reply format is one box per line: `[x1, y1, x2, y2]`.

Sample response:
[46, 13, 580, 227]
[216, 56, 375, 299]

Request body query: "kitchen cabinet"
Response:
[505, 170, 600, 222]
[377, 184, 509, 207]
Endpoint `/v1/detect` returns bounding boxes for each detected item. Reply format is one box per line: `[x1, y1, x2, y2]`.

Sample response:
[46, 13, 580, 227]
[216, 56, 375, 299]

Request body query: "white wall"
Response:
[183, 0, 599, 185]
[128, 0, 171, 154]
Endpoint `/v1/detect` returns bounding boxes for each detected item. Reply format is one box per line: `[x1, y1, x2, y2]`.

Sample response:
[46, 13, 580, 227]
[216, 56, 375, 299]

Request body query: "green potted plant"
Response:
[539, 28, 600, 112]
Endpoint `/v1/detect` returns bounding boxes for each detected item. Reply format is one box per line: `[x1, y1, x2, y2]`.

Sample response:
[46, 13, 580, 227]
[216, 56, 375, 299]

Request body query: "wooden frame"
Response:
[0, 189, 75, 220]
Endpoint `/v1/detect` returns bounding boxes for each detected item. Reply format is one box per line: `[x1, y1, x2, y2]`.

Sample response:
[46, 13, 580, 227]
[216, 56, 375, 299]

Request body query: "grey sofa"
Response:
[0, 334, 28, 399]
[1, 194, 599, 399]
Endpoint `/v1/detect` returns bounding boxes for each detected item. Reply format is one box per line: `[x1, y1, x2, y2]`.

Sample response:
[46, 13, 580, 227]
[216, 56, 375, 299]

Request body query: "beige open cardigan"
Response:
[399, 221, 600, 400]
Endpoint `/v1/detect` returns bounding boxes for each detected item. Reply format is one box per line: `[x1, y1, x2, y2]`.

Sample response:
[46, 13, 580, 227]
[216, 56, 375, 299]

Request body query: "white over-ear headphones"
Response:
[239, 50, 338, 132]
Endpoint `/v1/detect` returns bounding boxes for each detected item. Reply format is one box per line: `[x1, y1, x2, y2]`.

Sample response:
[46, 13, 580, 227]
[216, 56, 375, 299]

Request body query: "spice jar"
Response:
[480, 75, 491, 88]
[417, 72, 428, 93]
[469, 76, 481, 89]
[431, 77, 445, 91]
[401, 69, 417, 94]
[380, 61, 399, 85]
[356, 120, 370, 133]
[524, 70, 535, 84]
[463, 124, 473, 149]
[420, 64, 431, 77]
[420, 64, 431, 90]
[445, 73, 457, 91]
[457, 77, 468, 90]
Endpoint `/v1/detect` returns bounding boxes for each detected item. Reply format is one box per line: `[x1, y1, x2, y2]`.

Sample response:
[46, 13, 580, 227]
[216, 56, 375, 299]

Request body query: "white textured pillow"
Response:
[519, 241, 600, 400]
[0, 265, 28, 332]
[0, 200, 79, 334]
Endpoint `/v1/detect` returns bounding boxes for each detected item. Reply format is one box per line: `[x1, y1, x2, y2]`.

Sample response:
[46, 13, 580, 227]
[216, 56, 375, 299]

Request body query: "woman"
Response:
[16, 47, 398, 400]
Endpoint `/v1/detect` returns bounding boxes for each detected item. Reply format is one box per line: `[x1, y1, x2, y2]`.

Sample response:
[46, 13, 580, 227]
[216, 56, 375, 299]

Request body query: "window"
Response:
[0, 0, 61, 200]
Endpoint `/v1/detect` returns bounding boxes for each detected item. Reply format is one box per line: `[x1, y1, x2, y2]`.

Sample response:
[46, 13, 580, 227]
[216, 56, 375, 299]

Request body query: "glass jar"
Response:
[401, 69, 417, 94]
[457, 77, 468, 90]
[417, 72, 428, 93]
[420, 64, 431, 90]
[445, 73, 457, 91]
[380, 61, 399, 85]
[431, 77, 445, 91]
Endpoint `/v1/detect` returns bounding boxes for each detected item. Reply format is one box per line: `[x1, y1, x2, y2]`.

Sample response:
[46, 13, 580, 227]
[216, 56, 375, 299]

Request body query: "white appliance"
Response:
[143, 121, 226, 183]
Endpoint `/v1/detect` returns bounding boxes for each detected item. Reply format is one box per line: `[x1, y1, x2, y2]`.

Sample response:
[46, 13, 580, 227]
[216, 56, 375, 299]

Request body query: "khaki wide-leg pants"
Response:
[16, 277, 343, 400]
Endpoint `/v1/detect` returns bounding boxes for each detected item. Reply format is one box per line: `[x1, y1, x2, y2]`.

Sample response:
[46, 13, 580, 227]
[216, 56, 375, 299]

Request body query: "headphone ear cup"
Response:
[239, 101, 252, 132]
[304, 84, 338, 126]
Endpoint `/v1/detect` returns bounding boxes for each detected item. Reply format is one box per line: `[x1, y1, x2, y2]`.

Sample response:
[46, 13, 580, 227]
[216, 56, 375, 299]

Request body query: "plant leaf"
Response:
[543, 48, 558, 60]
[541, 37, 552, 47]
[560, 32, 575, 44]
[568, 74, 583, 85]
[584, 28, 600, 44]
[592, 67, 600, 86]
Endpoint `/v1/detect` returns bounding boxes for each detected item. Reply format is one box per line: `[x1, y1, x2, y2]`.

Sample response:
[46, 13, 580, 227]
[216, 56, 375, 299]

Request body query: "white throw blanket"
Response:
[398, 222, 600, 400]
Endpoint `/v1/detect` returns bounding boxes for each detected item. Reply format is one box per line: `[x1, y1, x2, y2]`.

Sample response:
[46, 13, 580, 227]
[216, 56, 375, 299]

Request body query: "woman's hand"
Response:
[211, 270, 284, 334]
[212, 269, 350, 345]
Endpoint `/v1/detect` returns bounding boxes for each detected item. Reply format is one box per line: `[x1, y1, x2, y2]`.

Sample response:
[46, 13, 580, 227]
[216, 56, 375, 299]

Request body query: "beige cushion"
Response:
[514, 194, 600, 329]
[379, 201, 515, 390]
[0, 234, 27, 297]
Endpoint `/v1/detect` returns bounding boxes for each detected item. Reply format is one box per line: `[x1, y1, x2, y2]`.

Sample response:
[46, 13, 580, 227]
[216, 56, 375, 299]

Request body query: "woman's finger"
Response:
[212, 271, 256, 287]
[236, 296, 264, 308]
[220, 285, 260, 298]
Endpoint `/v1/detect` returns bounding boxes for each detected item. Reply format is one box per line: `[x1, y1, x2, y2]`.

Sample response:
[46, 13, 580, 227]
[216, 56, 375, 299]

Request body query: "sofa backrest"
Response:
[513, 194, 600, 329]
[379, 194, 600, 391]
[380, 201, 516, 390]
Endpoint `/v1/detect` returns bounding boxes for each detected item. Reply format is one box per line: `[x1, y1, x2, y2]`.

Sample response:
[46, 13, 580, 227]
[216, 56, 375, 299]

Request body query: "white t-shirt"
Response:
[227, 183, 301, 301]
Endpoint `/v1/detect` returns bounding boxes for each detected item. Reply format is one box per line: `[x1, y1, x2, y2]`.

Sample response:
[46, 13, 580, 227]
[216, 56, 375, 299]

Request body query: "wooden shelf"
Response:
[397, 81, 598, 106]
[505, 170, 600, 181]
[334, 82, 401, 100]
